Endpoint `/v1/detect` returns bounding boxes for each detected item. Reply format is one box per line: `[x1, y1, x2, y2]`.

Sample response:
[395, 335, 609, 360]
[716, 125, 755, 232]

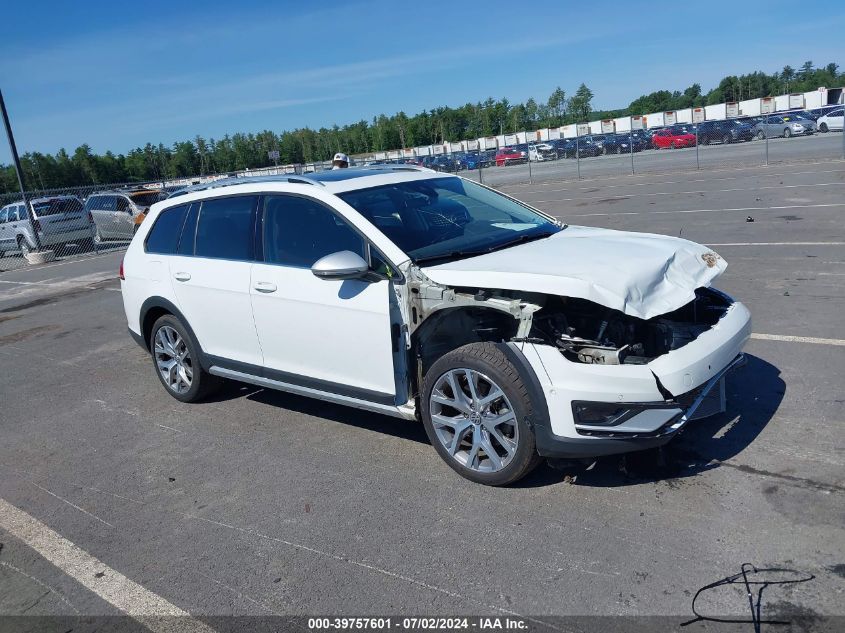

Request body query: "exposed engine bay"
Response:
[529, 288, 732, 365]
[406, 264, 733, 368]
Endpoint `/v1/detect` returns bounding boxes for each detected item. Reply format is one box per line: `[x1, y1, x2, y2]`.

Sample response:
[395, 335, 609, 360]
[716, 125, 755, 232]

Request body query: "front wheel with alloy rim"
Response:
[150, 314, 222, 402]
[783, 128, 792, 138]
[421, 343, 542, 486]
[756, 131, 765, 140]
[18, 237, 31, 257]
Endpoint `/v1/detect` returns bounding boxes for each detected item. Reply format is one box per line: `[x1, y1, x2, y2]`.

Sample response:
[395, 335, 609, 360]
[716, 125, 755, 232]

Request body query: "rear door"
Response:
[167, 194, 264, 367]
[114, 196, 135, 238]
[86, 196, 109, 238]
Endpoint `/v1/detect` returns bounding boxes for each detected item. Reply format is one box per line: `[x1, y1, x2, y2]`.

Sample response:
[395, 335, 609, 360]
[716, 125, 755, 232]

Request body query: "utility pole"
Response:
[1, 88, 42, 251]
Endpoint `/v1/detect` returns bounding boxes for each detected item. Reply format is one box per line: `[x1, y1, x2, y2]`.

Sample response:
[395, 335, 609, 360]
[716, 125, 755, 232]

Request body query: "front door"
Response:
[249, 194, 396, 401]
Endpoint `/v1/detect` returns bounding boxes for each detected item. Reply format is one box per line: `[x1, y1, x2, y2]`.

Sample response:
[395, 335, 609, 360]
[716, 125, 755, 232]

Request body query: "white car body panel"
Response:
[167, 255, 264, 367]
[422, 225, 726, 320]
[249, 263, 396, 396]
[817, 111, 844, 131]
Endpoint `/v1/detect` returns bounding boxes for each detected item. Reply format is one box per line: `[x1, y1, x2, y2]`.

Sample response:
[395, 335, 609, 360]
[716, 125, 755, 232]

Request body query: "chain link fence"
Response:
[0, 181, 172, 272]
[1, 105, 843, 274]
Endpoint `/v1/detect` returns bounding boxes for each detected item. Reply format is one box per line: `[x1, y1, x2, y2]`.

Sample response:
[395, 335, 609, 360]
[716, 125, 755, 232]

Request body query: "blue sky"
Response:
[1, 0, 842, 162]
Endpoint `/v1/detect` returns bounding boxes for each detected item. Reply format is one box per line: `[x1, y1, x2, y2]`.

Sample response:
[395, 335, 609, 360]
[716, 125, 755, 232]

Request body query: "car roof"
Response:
[167, 165, 451, 200]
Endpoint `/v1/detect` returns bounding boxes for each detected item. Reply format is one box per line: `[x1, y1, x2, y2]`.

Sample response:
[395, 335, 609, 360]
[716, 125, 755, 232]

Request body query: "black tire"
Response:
[670, 141, 676, 149]
[701, 136, 710, 145]
[819, 123, 828, 133]
[756, 130, 765, 140]
[149, 314, 223, 403]
[722, 134, 731, 144]
[421, 342, 543, 486]
[17, 237, 31, 257]
[783, 128, 792, 138]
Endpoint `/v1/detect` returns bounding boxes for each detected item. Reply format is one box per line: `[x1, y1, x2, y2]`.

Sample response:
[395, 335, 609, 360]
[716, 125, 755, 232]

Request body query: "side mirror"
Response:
[311, 250, 369, 280]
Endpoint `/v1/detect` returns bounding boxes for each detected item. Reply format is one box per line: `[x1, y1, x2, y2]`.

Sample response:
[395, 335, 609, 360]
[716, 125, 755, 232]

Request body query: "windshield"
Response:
[338, 177, 562, 263]
[31, 198, 83, 215]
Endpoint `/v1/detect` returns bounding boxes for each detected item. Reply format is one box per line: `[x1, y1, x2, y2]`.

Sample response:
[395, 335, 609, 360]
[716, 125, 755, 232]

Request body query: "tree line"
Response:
[1, 61, 841, 193]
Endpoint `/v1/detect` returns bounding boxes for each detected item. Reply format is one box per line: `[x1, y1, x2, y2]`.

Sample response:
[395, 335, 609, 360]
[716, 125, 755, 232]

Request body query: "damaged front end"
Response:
[528, 288, 734, 367]
[400, 262, 750, 454]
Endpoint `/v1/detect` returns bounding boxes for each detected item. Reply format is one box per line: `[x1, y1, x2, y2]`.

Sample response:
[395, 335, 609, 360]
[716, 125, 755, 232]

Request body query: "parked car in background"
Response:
[122, 166, 750, 485]
[0, 196, 91, 256]
[752, 114, 816, 139]
[554, 138, 603, 158]
[805, 105, 842, 121]
[602, 132, 649, 154]
[86, 189, 169, 243]
[652, 127, 697, 149]
[528, 143, 556, 161]
[461, 151, 495, 170]
[696, 120, 754, 145]
[495, 147, 527, 166]
[817, 108, 844, 132]
[429, 155, 460, 172]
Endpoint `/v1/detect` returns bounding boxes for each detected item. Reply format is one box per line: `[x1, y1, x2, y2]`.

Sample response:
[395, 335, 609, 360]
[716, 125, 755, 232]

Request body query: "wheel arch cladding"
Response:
[140, 297, 206, 365]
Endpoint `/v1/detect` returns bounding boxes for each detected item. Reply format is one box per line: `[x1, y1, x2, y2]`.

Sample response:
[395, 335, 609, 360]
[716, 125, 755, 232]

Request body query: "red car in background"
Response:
[652, 127, 697, 149]
[495, 147, 526, 166]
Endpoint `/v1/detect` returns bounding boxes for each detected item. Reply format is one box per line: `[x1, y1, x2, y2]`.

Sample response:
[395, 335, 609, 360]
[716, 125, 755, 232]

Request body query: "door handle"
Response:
[174, 272, 191, 282]
[253, 281, 277, 293]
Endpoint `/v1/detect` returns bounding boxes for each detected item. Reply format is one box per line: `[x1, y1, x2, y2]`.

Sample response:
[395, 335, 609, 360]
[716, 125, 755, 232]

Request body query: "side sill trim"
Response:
[208, 365, 417, 421]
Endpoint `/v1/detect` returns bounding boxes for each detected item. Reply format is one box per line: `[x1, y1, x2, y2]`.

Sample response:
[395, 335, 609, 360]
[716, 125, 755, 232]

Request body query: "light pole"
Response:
[1, 88, 42, 252]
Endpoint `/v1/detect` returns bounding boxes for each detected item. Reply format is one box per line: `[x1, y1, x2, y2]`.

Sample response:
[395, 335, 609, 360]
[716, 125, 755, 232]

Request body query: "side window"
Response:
[194, 195, 257, 261]
[116, 197, 129, 213]
[262, 195, 364, 268]
[0, 209, 7, 224]
[145, 204, 191, 255]
[18, 205, 28, 220]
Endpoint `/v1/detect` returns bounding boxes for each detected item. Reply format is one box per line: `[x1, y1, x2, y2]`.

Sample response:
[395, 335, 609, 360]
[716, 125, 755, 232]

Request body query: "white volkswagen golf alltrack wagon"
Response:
[121, 166, 750, 485]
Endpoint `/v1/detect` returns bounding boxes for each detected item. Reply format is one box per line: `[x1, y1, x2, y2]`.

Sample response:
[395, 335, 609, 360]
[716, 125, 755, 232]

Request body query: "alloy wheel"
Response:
[429, 368, 518, 473]
[154, 325, 193, 394]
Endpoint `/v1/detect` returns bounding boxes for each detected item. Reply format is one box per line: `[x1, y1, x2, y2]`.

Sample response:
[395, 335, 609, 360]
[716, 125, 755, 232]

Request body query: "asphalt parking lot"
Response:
[0, 159, 843, 630]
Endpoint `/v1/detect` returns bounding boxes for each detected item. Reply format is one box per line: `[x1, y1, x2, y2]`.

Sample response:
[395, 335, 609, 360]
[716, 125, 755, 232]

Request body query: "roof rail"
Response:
[169, 174, 325, 198]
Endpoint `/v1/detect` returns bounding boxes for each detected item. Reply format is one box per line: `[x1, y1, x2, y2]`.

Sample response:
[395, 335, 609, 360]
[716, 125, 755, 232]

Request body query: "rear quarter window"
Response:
[145, 204, 191, 255]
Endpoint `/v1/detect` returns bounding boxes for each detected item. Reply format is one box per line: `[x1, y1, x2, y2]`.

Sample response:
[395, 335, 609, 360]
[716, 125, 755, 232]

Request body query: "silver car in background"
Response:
[752, 113, 817, 139]
[0, 196, 91, 257]
[86, 189, 169, 243]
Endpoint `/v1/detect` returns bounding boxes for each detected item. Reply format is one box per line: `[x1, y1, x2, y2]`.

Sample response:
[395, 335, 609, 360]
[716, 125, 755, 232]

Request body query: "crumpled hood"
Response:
[421, 225, 727, 320]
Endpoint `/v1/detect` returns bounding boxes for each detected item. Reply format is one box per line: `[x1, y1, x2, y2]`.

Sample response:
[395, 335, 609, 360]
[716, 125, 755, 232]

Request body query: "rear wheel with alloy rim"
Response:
[150, 314, 222, 402]
[756, 131, 765, 140]
[722, 134, 731, 144]
[819, 123, 828, 132]
[783, 128, 792, 138]
[421, 343, 542, 486]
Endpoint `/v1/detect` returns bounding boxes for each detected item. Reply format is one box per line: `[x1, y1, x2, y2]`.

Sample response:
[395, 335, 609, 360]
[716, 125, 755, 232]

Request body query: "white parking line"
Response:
[500, 158, 845, 189]
[563, 202, 845, 218]
[510, 168, 845, 196]
[0, 497, 214, 632]
[709, 241, 845, 246]
[530, 181, 845, 204]
[751, 333, 845, 346]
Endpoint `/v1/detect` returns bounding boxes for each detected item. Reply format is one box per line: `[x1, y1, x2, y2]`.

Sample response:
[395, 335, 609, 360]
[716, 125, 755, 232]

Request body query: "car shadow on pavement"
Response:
[516, 354, 785, 489]
[206, 380, 431, 445]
